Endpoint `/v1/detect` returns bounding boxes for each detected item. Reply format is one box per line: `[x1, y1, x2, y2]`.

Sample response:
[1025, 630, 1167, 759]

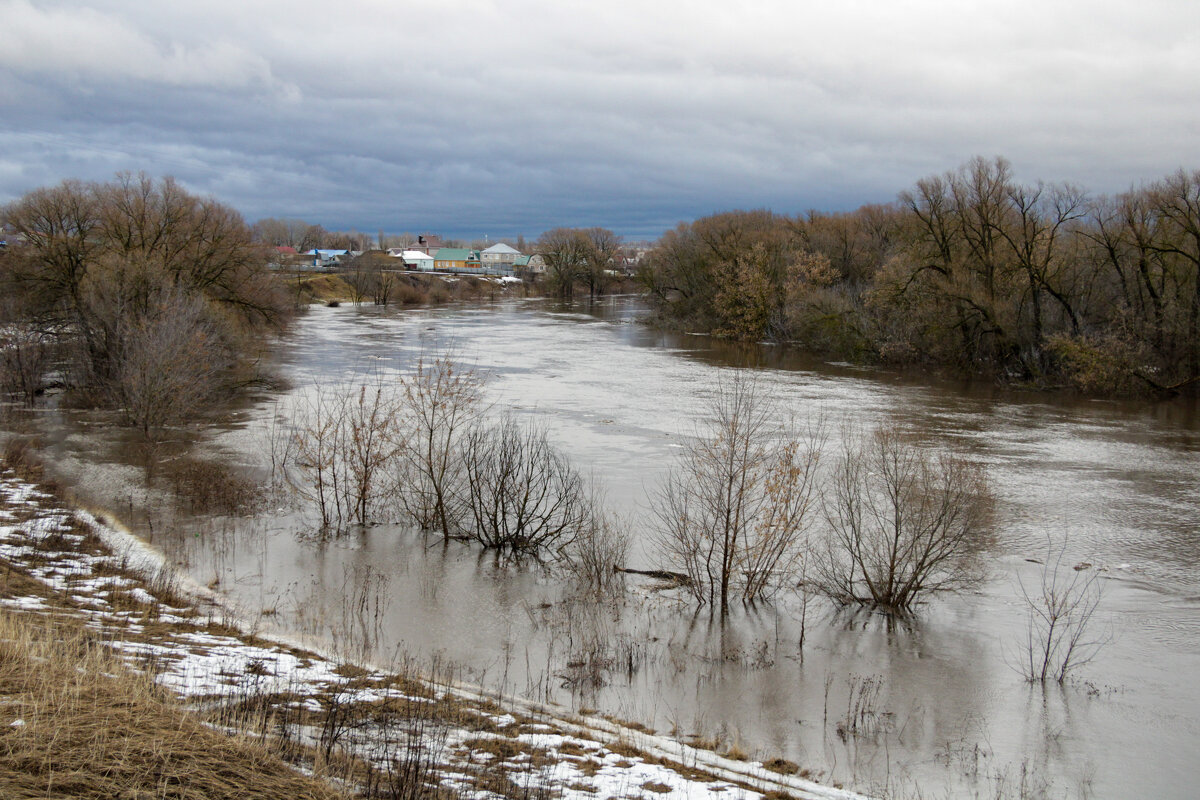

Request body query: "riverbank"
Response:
[283, 268, 641, 307]
[288, 269, 532, 307]
[0, 451, 864, 800]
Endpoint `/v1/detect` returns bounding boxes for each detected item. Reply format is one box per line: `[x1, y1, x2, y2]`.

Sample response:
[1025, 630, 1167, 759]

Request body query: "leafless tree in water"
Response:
[651, 374, 822, 616]
[461, 415, 589, 558]
[561, 479, 631, 596]
[392, 354, 485, 538]
[815, 427, 993, 611]
[1017, 538, 1108, 684]
[288, 376, 403, 532]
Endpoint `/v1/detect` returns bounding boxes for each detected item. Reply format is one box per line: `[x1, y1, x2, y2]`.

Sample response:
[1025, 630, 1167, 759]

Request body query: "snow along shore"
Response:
[0, 468, 871, 800]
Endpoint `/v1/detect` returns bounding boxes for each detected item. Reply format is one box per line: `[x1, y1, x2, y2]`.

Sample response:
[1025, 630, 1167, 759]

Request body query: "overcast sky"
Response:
[1, 0, 1196, 239]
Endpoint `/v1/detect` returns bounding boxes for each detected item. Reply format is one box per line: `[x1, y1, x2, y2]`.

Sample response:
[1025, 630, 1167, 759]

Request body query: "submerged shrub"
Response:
[461, 416, 588, 557]
[815, 427, 993, 611]
[650, 375, 821, 615]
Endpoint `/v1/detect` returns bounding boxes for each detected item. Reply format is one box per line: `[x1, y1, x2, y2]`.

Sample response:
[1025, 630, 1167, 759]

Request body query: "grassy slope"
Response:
[0, 604, 348, 800]
[0, 446, 852, 800]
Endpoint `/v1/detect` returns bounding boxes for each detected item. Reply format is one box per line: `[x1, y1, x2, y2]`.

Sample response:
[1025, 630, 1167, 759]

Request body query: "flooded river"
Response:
[17, 297, 1200, 799]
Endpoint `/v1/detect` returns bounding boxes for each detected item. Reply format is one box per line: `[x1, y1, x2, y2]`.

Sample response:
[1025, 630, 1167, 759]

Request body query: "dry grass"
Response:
[460, 737, 538, 762]
[761, 758, 800, 776]
[722, 743, 750, 762]
[159, 455, 265, 515]
[601, 715, 654, 735]
[2, 437, 48, 484]
[0, 610, 348, 800]
[293, 274, 356, 303]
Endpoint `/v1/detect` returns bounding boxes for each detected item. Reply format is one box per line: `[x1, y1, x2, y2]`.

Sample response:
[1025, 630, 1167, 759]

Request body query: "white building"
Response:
[401, 250, 435, 271]
[481, 242, 523, 268]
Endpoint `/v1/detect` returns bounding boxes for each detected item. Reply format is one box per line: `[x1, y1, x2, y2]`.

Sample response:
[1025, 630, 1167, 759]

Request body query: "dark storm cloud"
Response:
[1, 0, 1197, 238]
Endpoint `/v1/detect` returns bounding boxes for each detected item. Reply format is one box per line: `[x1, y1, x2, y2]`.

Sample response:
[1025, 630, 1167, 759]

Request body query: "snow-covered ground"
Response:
[0, 469, 868, 800]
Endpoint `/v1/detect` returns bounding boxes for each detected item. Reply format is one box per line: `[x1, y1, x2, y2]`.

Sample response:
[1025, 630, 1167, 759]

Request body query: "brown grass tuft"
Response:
[160, 456, 265, 515]
[0, 610, 348, 800]
[723, 743, 750, 762]
[2, 437, 45, 482]
[762, 757, 799, 775]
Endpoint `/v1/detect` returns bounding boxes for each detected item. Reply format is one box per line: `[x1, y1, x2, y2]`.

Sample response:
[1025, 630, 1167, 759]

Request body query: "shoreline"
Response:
[0, 461, 866, 800]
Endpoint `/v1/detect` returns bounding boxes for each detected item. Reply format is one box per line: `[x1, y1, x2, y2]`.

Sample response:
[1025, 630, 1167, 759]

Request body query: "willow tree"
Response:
[536, 227, 589, 298]
[651, 375, 821, 616]
[1, 173, 290, 432]
[816, 428, 993, 612]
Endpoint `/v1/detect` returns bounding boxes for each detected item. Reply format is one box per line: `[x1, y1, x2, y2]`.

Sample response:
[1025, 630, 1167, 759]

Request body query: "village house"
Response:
[401, 250, 435, 271]
[481, 242, 523, 268]
[513, 253, 547, 275]
[433, 247, 482, 272]
[410, 234, 445, 255]
[304, 248, 351, 268]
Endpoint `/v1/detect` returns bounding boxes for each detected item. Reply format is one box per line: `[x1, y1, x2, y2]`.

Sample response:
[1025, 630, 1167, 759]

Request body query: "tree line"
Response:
[533, 227, 625, 299]
[0, 174, 291, 431]
[641, 157, 1200, 396]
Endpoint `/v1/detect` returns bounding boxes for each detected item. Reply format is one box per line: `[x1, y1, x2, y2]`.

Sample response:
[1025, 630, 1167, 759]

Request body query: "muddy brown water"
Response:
[13, 297, 1200, 799]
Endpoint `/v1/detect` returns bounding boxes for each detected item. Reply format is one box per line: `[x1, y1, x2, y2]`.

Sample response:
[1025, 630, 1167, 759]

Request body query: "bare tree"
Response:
[109, 283, 225, 436]
[252, 217, 321, 250]
[288, 384, 346, 530]
[393, 354, 485, 538]
[341, 381, 403, 526]
[1151, 169, 1200, 380]
[2, 174, 290, 428]
[580, 227, 621, 299]
[344, 257, 371, 306]
[536, 228, 589, 298]
[339, 252, 403, 307]
[0, 298, 53, 405]
[1017, 539, 1107, 684]
[815, 427, 993, 611]
[264, 399, 297, 498]
[651, 374, 821, 615]
[461, 415, 588, 557]
[286, 377, 403, 532]
[373, 269, 396, 306]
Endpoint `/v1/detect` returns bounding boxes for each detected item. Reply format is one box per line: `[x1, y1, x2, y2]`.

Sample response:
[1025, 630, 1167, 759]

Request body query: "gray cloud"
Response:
[1, 0, 1196, 239]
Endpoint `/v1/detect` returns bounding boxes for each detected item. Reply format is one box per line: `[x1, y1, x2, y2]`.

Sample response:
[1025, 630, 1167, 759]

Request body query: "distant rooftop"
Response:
[434, 248, 479, 260]
[482, 242, 522, 255]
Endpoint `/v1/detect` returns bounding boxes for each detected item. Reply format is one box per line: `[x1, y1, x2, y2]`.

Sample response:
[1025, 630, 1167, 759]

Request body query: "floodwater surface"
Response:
[18, 297, 1200, 799]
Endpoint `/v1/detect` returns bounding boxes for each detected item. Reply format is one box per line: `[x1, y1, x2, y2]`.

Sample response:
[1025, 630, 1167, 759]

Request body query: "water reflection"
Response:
[12, 296, 1200, 799]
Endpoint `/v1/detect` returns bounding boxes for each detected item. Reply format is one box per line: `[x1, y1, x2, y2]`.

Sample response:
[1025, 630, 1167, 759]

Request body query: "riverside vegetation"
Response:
[9, 157, 1198, 411]
[0, 444, 836, 800]
[0, 174, 293, 434]
[273, 363, 1010, 623]
[640, 156, 1200, 396]
[0, 163, 1147, 797]
[0, 165, 1112, 653]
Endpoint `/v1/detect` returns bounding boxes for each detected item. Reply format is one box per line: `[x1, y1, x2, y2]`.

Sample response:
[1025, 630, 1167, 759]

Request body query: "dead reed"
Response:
[0, 609, 349, 800]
